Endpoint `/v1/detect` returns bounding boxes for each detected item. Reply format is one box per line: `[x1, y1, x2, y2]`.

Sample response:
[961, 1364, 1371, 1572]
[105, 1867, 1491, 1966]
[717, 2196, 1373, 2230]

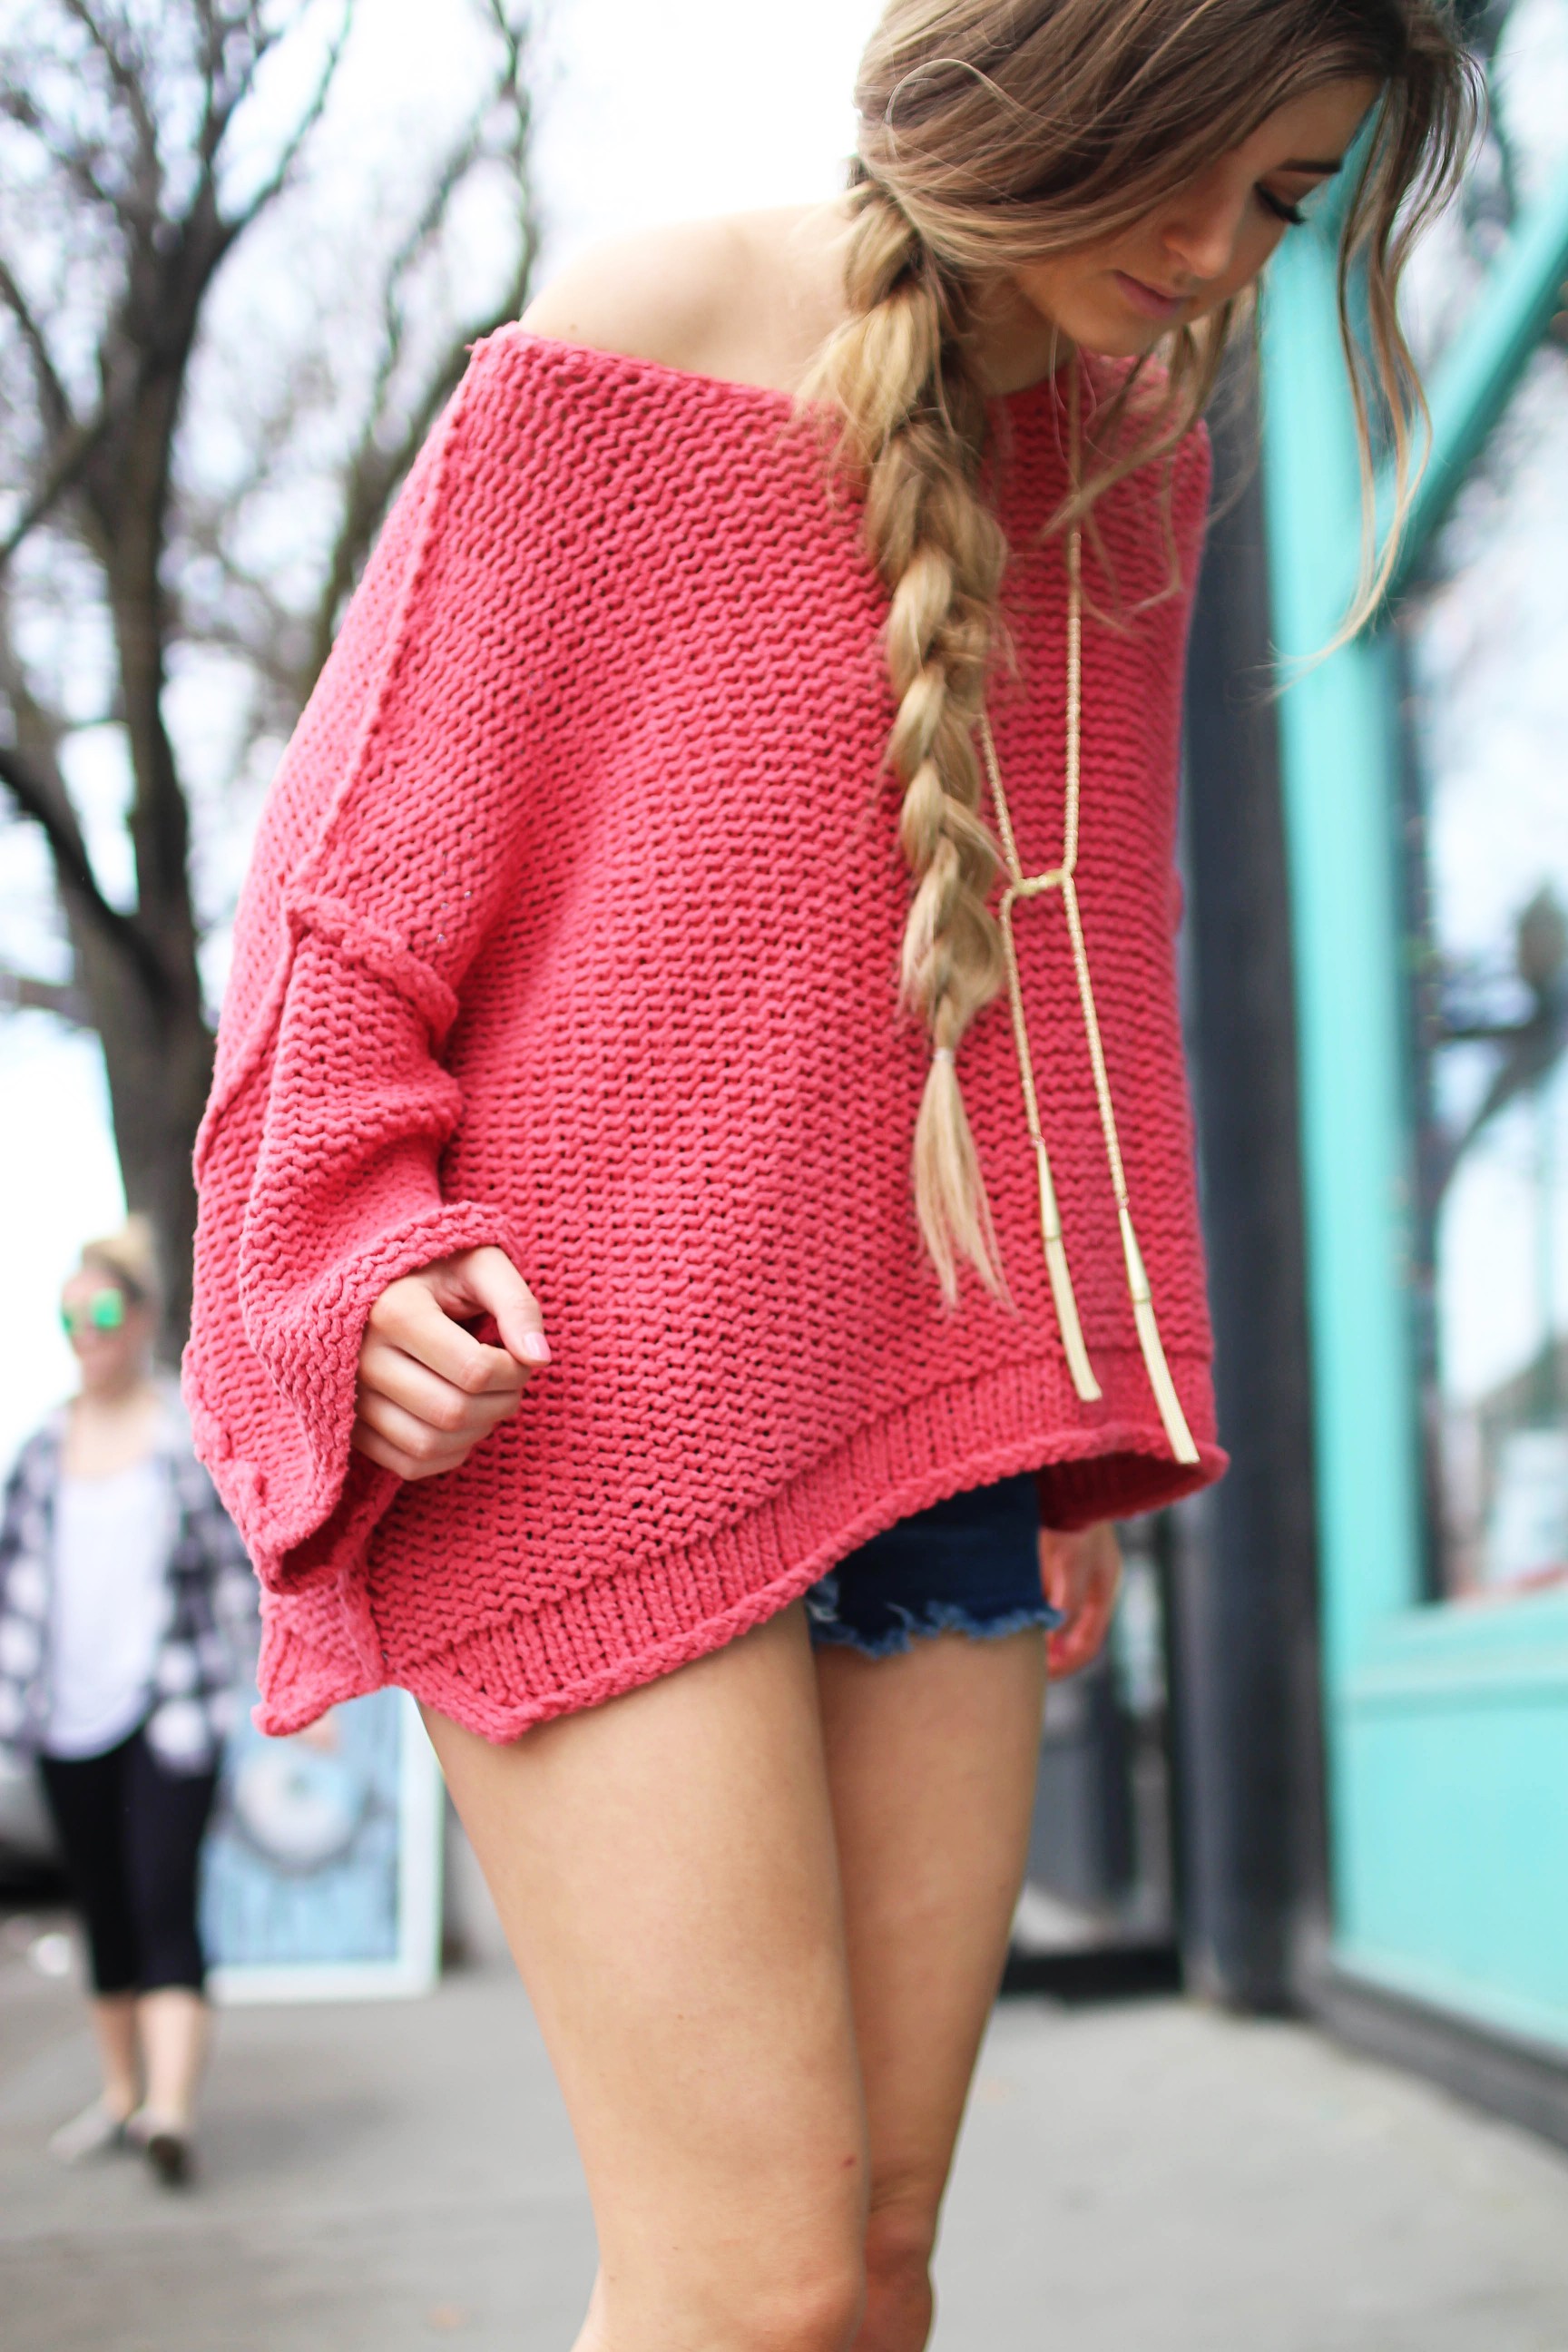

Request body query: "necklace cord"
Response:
[979, 363, 1199, 1468]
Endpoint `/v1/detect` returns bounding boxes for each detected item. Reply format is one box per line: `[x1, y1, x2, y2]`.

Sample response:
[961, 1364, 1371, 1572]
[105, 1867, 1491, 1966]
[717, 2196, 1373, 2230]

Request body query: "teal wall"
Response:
[1260, 168, 1568, 2053]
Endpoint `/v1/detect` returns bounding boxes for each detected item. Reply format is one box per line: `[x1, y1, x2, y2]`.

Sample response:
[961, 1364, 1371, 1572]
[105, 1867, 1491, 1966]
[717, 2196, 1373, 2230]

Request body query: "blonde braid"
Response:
[807, 179, 1011, 1304]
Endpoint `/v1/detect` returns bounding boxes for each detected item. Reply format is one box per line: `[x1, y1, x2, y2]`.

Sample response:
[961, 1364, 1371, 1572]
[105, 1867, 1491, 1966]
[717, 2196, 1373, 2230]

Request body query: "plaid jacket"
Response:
[0, 1391, 259, 1774]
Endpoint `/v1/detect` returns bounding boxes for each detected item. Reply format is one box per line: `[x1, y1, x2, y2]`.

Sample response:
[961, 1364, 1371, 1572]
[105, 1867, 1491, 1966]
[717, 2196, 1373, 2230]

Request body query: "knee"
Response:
[729, 2259, 867, 2352]
[859, 2195, 938, 2352]
[598, 2233, 866, 2352]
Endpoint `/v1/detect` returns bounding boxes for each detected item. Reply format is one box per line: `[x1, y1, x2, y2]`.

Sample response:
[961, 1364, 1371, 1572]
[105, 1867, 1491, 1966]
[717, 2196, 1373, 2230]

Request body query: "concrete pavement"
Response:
[3, 1904, 1568, 2351]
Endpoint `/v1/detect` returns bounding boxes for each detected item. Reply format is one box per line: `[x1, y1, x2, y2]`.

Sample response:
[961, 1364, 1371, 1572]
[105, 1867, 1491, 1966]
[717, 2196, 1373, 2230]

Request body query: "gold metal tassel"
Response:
[1062, 862, 1200, 1470]
[1118, 1206, 1200, 1466]
[1034, 1139, 1102, 1403]
[995, 870, 1100, 1402]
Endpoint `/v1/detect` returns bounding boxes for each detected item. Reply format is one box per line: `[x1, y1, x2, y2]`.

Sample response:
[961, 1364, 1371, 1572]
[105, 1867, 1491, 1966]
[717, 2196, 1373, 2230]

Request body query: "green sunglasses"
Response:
[60, 1288, 128, 1337]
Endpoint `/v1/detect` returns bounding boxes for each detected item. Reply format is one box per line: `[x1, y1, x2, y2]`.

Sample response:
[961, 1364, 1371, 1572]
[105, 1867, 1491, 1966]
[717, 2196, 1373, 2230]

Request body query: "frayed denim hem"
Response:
[805, 1592, 1066, 1661]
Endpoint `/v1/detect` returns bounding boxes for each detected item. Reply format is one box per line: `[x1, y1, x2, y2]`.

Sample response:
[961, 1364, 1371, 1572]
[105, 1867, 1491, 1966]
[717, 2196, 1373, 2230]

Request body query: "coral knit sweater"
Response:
[185, 328, 1225, 1742]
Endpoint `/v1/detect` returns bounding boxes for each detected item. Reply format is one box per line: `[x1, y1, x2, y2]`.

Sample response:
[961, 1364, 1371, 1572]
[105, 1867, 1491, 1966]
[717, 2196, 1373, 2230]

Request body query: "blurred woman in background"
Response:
[0, 1219, 254, 2188]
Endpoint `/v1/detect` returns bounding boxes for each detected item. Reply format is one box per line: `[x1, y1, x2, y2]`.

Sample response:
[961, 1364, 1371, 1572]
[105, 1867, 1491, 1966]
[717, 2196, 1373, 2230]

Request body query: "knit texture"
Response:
[185, 328, 1225, 1742]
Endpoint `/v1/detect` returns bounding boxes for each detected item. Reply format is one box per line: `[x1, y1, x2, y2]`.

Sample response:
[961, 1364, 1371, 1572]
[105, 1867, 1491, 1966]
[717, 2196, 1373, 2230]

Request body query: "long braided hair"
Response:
[808, 0, 1476, 1302]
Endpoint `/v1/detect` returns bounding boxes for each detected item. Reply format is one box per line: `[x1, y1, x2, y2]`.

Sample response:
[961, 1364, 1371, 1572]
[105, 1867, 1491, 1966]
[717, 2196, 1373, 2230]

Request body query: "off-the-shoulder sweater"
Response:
[184, 327, 1225, 1741]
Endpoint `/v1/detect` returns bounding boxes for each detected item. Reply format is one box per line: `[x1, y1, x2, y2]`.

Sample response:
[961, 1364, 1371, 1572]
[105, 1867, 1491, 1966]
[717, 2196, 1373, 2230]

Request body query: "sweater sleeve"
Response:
[184, 334, 551, 1599]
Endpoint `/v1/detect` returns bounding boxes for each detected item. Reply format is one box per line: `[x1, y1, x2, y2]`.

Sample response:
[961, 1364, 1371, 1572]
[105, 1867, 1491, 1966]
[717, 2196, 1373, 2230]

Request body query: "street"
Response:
[4, 1903, 1568, 2351]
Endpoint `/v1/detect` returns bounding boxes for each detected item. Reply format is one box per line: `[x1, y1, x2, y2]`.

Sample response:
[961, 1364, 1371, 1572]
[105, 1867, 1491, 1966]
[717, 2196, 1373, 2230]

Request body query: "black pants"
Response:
[38, 1725, 218, 1996]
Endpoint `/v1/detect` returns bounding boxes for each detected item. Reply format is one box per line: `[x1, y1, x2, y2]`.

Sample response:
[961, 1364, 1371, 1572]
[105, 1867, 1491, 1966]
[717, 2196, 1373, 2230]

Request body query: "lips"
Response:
[1111, 271, 1190, 322]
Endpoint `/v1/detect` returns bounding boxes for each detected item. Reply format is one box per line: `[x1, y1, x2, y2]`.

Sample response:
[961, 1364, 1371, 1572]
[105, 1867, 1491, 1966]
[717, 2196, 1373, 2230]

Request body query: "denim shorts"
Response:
[804, 1473, 1066, 1659]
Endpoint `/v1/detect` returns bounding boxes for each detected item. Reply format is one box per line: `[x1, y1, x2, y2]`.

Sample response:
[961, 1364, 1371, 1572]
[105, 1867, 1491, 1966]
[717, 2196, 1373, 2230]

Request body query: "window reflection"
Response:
[1401, 339, 1568, 1600]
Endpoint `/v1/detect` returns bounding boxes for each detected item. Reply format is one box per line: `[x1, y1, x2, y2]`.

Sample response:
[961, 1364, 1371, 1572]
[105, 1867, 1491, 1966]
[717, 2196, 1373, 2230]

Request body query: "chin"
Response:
[1067, 312, 1174, 361]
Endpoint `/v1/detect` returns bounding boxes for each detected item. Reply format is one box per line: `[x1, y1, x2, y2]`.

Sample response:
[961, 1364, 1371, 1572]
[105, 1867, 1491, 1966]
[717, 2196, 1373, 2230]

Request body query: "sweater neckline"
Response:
[503, 325, 1069, 426]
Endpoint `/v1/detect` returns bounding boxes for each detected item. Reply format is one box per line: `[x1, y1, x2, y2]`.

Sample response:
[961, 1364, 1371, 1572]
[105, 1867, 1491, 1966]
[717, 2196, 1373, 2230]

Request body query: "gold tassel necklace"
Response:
[977, 368, 1199, 1467]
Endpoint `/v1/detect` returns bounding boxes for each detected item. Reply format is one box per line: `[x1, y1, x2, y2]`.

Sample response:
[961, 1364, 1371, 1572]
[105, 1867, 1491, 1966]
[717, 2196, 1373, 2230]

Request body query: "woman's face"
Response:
[1009, 77, 1379, 357]
[61, 1271, 151, 1394]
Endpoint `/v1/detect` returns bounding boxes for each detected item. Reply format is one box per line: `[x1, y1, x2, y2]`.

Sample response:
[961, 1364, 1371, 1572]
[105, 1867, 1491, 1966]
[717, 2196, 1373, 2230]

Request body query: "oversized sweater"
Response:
[184, 328, 1225, 1742]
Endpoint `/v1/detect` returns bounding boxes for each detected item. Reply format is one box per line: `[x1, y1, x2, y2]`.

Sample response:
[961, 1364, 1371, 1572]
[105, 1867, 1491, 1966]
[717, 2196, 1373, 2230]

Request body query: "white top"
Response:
[44, 1456, 173, 1761]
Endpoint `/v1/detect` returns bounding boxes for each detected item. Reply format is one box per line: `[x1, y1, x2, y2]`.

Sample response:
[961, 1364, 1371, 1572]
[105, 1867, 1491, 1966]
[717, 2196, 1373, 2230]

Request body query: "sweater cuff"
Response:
[190, 1200, 525, 1600]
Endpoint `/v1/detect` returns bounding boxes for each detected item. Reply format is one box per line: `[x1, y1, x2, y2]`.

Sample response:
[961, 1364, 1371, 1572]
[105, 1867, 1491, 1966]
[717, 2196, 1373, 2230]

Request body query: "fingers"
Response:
[368, 1276, 525, 1394]
[440, 1246, 551, 1368]
[353, 1384, 487, 1477]
[1042, 1523, 1123, 1681]
[1037, 1525, 1089, 1622]
[350, 1417, 432, 1480]
[1047, 1592, 1110, 1679]
[1047, 1610, 1111, 1681]
[349, 1396, 497, 1482]
[354, 1329, 524, 1479]
[355, 1250, 551, 1485]
[358, 1330, 521, 1428]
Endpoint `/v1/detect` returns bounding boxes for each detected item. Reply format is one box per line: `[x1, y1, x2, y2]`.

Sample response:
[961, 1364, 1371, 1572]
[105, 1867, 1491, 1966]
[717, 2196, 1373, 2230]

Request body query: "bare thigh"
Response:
[816, 1628, 1048, 2348]
[423, 1603, 868, 2352]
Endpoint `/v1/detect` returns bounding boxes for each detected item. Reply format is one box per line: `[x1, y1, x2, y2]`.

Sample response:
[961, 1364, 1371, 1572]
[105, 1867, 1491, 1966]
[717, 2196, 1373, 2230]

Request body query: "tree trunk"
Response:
[78, 276, 215, 1353]
[66, 898, 211, 1358]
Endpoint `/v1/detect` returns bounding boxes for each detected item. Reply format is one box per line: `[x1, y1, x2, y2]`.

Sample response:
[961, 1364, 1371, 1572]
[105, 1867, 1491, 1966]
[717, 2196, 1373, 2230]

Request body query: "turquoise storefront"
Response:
[1259, 24, 1568, 2066]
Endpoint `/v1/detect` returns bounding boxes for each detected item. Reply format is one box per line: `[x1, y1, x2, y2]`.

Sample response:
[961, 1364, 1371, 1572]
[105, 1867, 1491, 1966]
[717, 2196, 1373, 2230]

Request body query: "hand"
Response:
[350, 1246, 549, 1481]
[1038, 1521, 1122, 1680]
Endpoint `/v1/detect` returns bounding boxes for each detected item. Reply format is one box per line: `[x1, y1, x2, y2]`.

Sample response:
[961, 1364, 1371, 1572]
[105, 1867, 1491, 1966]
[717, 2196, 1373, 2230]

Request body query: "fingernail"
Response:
[520, 1331, 551, 1364]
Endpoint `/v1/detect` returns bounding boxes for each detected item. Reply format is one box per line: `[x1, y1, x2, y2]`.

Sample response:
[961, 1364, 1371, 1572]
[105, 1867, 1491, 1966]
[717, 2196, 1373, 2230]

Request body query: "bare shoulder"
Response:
[520, 206, 849, 396]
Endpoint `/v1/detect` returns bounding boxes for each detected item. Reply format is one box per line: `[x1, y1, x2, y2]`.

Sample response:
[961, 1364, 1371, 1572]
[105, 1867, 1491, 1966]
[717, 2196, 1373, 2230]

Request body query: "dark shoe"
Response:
[142, 2127, 193, 2189]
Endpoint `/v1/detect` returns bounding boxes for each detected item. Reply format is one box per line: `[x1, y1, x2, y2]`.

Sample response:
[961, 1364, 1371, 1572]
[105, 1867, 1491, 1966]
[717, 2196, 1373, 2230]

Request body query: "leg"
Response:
[87, 1994, 141, 2121]
[136, 1991, 210, 2136]
[121, 1734, 218, 2137]
[424, 1603, 868, 2352]
[816, 1629, 1047, 2352]
[38, 1743, 144, 2120]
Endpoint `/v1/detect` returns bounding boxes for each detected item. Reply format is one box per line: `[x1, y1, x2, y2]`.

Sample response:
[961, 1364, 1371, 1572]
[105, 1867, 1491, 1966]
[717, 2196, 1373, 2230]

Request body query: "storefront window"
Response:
[1400, 338, 1568, 1599]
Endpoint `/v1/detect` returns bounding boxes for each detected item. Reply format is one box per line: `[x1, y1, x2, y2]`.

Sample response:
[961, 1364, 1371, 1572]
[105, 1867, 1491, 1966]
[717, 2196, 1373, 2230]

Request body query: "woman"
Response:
[0, 1221, 255, 2188]
[187, 1, 1476, 2341]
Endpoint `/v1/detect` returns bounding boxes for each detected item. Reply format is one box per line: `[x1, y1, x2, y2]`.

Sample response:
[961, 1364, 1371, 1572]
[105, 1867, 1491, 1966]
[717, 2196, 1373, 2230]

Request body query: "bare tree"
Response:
[0, 0, 539, 1344]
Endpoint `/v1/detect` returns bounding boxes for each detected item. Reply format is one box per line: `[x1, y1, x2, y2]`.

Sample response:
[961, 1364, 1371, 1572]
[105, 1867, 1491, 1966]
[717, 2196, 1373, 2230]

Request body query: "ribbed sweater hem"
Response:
[253, 1349, 1221, 1742]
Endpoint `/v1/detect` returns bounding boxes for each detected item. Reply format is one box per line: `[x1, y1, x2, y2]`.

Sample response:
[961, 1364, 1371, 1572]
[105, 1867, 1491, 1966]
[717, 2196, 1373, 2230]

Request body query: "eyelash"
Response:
[1258, 189, 1308, 228]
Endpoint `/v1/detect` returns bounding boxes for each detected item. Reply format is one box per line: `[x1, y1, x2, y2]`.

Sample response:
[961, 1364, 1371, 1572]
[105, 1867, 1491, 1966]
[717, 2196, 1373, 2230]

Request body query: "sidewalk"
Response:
[4, 1908, 1568, 2352]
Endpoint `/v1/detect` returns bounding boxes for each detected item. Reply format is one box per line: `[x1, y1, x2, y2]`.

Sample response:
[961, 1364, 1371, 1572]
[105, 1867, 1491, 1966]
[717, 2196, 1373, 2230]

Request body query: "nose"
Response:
[1157, 176, 1246, 288]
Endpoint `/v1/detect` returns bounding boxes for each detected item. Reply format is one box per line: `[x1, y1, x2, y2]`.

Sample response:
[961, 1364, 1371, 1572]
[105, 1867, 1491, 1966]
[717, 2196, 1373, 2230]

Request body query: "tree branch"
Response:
[0, 960, 92, 1025]
[0, 90, 127, 221]
[213, 3, 351, 244]
[0, 404, 115, 573]
[192, 0, 278, 171]
[0, 741, 169, 1000]
[0, 255, 74, 441]
[57, 0, 161, 189]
